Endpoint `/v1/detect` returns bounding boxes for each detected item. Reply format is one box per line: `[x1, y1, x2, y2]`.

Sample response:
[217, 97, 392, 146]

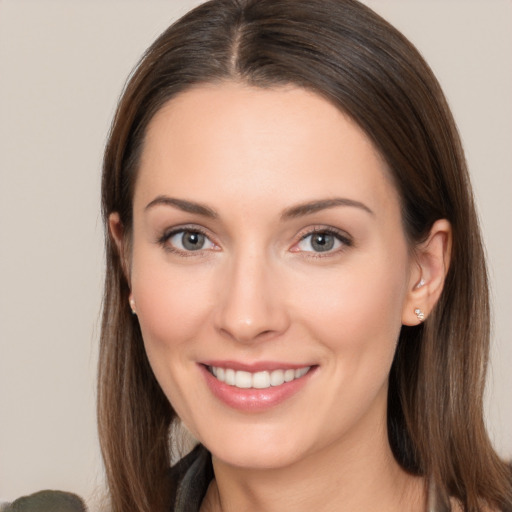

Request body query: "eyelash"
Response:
[157, 225, 353, 257]
[293, 227, 353, 257]
[157, 225, 217, 257]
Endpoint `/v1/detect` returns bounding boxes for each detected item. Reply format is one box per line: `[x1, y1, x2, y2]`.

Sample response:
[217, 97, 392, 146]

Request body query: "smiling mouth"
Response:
[207, 365, 312, 389]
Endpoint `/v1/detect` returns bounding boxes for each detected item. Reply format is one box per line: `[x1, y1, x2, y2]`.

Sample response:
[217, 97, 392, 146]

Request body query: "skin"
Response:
[110, 82, 451, 511]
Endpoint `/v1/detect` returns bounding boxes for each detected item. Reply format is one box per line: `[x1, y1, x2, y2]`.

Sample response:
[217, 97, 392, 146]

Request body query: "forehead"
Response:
[135, 82, 399, 218]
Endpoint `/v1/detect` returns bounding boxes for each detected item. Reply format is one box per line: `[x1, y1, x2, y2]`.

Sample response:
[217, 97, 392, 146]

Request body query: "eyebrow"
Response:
[144, 195, 373, 220]
[145, 196, 218, 218]
[281, 198, 374, 219]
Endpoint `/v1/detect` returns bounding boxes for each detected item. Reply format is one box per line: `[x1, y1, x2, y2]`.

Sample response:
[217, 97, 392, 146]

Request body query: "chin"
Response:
[210, 443, 303, 470]
[196, 421, 318, 470]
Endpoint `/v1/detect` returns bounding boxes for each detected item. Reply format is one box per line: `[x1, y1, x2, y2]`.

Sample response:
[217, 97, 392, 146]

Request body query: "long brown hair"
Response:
[98, 1, 512, 510]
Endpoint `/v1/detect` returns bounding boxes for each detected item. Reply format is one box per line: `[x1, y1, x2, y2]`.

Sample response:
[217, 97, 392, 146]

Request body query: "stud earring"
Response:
[414, 308, 425, 322]
[415, 278, 426, 289]
[129, 297, 137, 315]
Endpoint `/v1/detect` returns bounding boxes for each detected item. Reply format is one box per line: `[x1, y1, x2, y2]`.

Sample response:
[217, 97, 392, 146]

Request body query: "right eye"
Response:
[162, 229, 216, 253]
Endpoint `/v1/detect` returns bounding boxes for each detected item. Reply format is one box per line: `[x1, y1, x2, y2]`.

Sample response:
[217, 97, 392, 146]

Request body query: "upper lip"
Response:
[201, 360, 314, 372]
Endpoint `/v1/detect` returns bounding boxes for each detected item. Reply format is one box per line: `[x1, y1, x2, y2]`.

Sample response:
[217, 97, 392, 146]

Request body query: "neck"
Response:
[201, 400, 425, 512]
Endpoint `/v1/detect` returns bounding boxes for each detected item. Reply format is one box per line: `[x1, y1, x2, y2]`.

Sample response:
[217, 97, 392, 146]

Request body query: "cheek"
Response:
[290, 254, 409, 437]
[293, 250, 408, 366]
[130, 252, 214, 359]
[130, 254, 217, 426]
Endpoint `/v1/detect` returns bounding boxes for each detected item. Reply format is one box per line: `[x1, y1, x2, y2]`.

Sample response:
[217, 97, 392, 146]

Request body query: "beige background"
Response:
[0, 1, 510, 508]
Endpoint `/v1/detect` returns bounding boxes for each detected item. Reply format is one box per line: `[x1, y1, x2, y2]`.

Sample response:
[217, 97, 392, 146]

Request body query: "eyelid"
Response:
[156, 223, 352, 257]
[157, 224, 219, 255]
[290, 226, 353, 255]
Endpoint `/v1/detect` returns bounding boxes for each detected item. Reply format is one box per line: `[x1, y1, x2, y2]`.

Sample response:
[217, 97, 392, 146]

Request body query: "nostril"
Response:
[217, 325, 282, 344]
[213, 272, 291, 343]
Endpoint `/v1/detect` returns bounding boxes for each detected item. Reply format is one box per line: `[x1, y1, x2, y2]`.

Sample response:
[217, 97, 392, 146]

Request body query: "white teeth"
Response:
[225, 368, 236, 386]
[252, 371, 270, 389]
[295, 367, 309, 378]
[235, 371, 252, 388]
[270, 369, 284, 386]
[284, 369, 295, 382]
[209, 366, 311, 389]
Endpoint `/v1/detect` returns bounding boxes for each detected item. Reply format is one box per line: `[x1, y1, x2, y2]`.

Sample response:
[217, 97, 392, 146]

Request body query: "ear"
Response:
[402, 219, 452, 326]
[109, 212, 131, 286]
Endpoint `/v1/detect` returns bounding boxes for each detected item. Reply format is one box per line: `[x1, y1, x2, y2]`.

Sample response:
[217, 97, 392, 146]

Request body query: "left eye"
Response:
[296, 231, 345, 253]
[167, 230, 216, 252]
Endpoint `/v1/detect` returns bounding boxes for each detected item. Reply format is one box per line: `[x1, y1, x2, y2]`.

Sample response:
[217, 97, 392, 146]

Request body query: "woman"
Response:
[97, 0, 512, 511]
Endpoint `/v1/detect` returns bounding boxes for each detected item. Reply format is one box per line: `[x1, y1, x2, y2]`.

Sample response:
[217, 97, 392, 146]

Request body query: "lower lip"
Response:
[199, 365, 316, 412]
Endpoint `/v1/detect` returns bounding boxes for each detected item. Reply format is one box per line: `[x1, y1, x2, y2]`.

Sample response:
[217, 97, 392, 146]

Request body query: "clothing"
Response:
[0, 448, 210, 512]
[6, 447, 494, 511]
[170, 445, 453, 512]
[0, 490, 86, 512]
[171, 444, 213, 512]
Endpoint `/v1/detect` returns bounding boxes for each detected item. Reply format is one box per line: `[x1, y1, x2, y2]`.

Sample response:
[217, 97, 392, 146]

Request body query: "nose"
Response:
[214, 249, 290, 344]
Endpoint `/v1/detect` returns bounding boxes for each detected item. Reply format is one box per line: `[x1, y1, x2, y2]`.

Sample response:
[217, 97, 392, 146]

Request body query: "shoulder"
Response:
[0, 490, 86, 512]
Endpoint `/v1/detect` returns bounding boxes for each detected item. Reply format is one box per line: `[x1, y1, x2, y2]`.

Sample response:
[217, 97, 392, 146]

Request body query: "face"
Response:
[127, 82, 418, 469]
